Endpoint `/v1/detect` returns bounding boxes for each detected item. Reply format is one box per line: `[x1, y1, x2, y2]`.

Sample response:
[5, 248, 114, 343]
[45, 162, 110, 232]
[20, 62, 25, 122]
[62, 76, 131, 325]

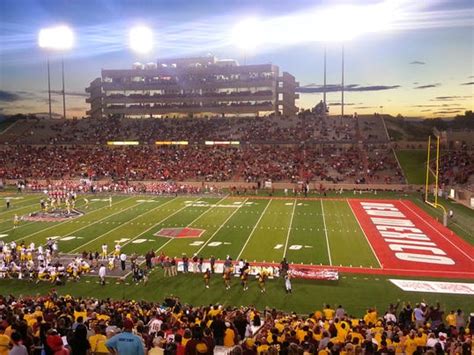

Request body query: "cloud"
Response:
[412, 103, 461, 108]
[30, 112, 64, 118]
[46, 90, 88, 97]
[410, 61, 426, 65]
[460, 81, 474, 85]
[414, 83, 441, 89]
[354, 106, 378, 109]
[0, 90, 21, 102]
[296, 84, 401, 93]
[328, 102, 357, 106]
[431, 96, 472, 101]
[433, 109, 464, 114]
[413, 82, 419, 85]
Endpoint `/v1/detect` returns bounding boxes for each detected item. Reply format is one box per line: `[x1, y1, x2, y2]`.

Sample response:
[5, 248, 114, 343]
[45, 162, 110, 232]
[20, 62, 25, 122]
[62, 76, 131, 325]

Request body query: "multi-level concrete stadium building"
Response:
[86, 56, 299, 119]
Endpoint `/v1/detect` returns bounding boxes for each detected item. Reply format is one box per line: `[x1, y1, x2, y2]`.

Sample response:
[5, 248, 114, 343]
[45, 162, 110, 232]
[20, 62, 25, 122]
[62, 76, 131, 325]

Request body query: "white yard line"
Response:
[1, 198, 96, 235]
[0, 197, 42, 219]
[122, 196, 229, 278]
[283, 200, 296, 259]
[13, 196, 135, 243]
[196, 198, 249, 255]
[346, 199, 382, 268]
[120, 195, 229, 249]
[70, 197, 178, 252]
[109, 197, 190, 250]
[236, 199, 272, 261]
[320, 199, 333, 266]
[399, 200, 474, 261]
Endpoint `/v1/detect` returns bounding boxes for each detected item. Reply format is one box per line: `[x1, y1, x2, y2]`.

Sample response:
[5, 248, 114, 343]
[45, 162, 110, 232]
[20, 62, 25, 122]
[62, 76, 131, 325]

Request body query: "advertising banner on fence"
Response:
[390, 279, 474, 295]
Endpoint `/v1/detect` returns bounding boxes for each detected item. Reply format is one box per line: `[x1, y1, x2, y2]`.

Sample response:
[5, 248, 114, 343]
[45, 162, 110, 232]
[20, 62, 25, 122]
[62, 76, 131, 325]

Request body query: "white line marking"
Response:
[237, 199, 272, 261]
[9, 197, 116, 242]
[121, 196, 226, 277]
[195, 198, 248, 255]
[320, 200, 333, 266]
[399, 200, 474, 261]
[283, 200, 296, 258]
[346, 199, 382, 268]
[70, 197, 177, 252]
[120, 200, 201, 250]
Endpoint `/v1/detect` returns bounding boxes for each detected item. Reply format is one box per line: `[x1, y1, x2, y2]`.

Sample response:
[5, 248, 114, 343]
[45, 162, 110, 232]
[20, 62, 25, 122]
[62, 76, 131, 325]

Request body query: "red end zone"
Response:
[349, 199, 474, 279]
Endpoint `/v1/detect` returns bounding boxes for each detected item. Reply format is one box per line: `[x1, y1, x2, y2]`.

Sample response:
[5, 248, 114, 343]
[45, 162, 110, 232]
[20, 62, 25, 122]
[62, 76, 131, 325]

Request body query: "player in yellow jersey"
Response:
[13, 214, 20, 229]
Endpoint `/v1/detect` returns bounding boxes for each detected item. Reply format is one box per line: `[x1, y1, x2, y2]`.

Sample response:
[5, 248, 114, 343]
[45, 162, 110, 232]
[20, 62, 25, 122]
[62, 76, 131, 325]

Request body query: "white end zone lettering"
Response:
[395, 253, 455, 265]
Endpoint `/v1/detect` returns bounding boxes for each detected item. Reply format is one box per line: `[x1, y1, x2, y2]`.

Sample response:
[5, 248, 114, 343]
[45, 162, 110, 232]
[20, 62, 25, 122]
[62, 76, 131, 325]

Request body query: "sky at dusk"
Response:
[0, 0, 473, 118]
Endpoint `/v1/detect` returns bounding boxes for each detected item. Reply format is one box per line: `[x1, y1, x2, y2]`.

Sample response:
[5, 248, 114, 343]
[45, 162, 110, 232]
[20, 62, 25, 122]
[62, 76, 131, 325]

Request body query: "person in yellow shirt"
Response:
[404, 331, 418, 355]
[74, 306, 87, 321]
[363, 308, 378, 326]
[414, 330, 427, 348]
[223, 323, 236, 347]
[336, 322, 348, 343]
[323, 305, 335, 320]
[296, 325, 308, 343]
[446, 310, 456, 327]
[256, 339, 270, 354]
[89, 326, 109, 354]
[0, 326, 10, 355]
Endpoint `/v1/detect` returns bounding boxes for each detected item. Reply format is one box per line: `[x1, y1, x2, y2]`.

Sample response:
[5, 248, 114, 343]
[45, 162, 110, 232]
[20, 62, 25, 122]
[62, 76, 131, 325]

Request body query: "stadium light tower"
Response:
[232, 18, 263, 65]
[38, 25, 74, 119]
[129, 25, 154, 54]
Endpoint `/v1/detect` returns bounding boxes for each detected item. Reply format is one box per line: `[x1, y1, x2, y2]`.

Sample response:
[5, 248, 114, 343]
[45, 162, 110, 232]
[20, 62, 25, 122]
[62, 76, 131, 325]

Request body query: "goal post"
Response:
[424, 134, 448, 226]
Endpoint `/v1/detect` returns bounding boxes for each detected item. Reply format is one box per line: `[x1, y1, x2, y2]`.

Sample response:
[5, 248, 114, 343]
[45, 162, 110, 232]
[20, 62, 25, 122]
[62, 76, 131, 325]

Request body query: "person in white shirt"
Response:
[148, 314, 163, 335]
[384, 311, 397, 324]
[120, 253, 127, 271]
[99, 264, 106, 286]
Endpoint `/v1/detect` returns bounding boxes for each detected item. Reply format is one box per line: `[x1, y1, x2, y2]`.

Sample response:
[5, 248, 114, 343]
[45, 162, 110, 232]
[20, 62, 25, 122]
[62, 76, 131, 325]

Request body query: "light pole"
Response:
[38, 25, 74, 119]
[323, 46, 327, 112]
[61, 57, 66, 120]
[47, 57, 52, 119]
[341, 44, 345, 118]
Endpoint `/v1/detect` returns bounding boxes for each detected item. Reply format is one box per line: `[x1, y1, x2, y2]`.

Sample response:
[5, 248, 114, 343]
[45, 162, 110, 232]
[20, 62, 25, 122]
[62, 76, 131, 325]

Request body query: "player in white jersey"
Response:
[109, 196, 112, 207]
[84, 197, 89, 209]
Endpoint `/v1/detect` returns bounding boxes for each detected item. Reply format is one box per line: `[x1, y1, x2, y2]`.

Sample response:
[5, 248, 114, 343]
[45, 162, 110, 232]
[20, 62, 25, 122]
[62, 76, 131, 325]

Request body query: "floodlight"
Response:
[232, 18, 264, 50]
[129, 25, 154, 54]
[38, 25, 74, 50]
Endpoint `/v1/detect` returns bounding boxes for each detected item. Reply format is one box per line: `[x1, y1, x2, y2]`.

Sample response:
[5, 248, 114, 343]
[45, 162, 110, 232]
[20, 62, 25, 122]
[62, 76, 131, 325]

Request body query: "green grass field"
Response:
[0, 194, 381, 267]
[0, 191, 472, 315]
[395, 150, 428, 185]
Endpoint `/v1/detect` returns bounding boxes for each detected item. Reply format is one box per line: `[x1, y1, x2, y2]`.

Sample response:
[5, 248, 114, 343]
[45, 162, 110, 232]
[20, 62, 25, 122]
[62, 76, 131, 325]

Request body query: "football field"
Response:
[1, 193, 472, 279]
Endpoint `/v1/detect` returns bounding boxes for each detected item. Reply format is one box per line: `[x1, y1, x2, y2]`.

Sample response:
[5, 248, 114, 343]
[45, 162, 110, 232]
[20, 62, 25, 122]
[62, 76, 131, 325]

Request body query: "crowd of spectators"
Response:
[0, 145, 404, 184]
[0, 115, 389, 145]
[0, 292, 471, 354]
[436, 150, 474, 186]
